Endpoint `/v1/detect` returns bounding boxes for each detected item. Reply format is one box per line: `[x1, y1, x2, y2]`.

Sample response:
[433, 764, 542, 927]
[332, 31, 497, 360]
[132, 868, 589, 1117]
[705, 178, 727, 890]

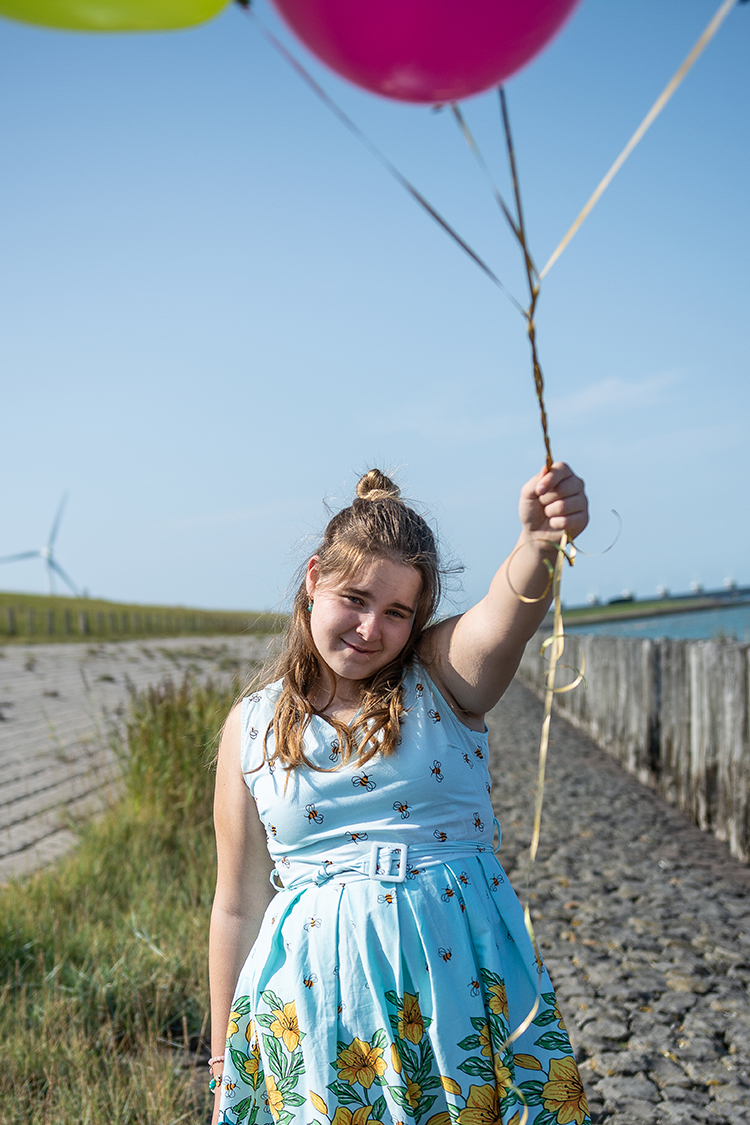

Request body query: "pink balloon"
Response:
[268, 0, 582, 104]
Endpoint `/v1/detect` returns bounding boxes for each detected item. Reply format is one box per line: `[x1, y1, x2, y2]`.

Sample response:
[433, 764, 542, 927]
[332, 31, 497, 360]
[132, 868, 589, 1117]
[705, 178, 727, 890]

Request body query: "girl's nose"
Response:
[357, 613, 381, 641]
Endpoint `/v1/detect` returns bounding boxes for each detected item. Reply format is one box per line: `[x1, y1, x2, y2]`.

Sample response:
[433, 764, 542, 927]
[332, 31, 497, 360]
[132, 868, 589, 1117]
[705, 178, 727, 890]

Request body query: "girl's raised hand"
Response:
[519, 462, 589, 544]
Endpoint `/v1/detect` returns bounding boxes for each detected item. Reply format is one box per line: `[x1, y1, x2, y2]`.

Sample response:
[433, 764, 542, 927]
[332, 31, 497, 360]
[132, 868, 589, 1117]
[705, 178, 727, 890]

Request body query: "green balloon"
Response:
[0, 0, 229, 30]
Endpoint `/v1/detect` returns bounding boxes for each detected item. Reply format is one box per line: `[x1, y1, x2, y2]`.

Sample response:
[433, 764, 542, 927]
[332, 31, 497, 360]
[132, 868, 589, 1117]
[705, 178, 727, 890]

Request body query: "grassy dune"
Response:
[0, 589, 285, 643]
[0, 676, 237, 1123]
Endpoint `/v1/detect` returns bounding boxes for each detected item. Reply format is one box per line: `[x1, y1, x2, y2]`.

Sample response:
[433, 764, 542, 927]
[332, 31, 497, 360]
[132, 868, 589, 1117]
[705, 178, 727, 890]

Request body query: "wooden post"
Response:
[64, 610, 72, 635]
[96, 612, 104, 635]
[7, 607, 17, 636]
[46, 609, 55, 635]
[27, 607, 35, 636]
[79, 611, 89, 636]
[109, 612, 117, 635]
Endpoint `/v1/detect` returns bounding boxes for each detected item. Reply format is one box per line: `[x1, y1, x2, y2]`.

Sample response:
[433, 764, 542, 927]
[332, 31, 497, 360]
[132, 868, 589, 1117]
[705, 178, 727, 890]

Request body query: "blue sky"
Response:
[1, 0, 748, 613]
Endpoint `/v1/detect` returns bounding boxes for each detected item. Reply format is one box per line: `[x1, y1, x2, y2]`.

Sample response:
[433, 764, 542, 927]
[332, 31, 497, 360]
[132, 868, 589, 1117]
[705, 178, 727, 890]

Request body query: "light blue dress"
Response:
[219, 664, 590, 1125]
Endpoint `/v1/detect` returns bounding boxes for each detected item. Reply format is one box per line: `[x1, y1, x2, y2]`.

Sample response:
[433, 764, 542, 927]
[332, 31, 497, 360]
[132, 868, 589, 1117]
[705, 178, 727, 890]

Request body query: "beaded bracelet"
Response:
[208, 1055, 225, 1093]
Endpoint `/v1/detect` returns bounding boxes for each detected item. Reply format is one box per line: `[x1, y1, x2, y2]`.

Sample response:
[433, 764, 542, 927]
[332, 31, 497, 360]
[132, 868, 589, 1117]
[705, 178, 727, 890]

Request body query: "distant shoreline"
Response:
[559, 590, 750, 627]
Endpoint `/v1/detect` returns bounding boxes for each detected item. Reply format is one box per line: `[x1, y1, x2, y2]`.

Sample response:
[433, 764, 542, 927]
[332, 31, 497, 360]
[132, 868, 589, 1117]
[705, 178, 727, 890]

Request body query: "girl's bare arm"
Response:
[422, 462, 588, 723]
[209, 703, 275, 1124]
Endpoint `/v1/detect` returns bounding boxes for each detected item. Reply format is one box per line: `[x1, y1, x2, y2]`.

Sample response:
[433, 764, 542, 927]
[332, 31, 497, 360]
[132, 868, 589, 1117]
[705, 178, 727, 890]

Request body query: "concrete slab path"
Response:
[0, 635, 270, 882]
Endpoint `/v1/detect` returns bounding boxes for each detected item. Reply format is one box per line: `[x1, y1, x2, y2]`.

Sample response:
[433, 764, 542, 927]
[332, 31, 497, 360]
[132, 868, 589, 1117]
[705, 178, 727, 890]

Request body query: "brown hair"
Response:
[248, 469, 441, 771]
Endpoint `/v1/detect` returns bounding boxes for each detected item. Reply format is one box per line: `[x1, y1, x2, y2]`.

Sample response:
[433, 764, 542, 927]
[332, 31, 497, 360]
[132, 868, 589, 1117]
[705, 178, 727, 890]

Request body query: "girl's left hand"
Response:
[519, 461, 589, 544]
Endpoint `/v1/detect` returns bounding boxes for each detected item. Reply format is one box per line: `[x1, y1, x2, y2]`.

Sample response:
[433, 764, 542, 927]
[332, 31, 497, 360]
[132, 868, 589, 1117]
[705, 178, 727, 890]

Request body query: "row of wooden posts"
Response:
[1, 605, 255, 640]
[519, 633, 750, 863]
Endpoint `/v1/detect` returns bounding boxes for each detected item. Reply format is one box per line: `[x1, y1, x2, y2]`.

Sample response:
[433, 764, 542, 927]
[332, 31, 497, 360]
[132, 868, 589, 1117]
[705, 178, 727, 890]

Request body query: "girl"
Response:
[210, 463, 590, 1125]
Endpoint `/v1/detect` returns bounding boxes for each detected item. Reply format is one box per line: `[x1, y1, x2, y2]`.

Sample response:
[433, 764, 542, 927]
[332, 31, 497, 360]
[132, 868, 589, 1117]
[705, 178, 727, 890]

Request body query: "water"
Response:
[564, 601, 750, 641]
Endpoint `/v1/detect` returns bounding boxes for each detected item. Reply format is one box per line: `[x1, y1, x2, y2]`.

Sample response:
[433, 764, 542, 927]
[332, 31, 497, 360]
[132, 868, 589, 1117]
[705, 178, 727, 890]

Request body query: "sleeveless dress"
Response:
[219, 664, 590, 1125]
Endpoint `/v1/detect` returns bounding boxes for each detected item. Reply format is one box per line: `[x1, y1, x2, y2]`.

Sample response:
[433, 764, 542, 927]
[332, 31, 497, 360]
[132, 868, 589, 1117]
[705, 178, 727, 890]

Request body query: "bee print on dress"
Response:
[377, 891, 396, 905]
[429, 759, 444, 783]
[406, 864, 422, 880]
[433, 829, 448, 842]
[303, 974, 318, 988]
[469, 977, 481, 997]
[393, 800, 412, 819]
[486, 781, 492, 794]
[247, 692, 261, 703]
[329, 740, 340, 763]
[415, 682, 424, 697]
[490, 872, 505, 891]
[441, 886, 456, 903]
[266, 823, 277, 838]
[438, 947, 452, 961]
[352, 772, 376, 792]
[346, 831, 369, 843]
[248, 726, 259, 740]
[305, 803, 324, 824]
[458, 871, 470, 887]
[474, 746, 484, 760]
[473, 812, 484, 832]
[462, 752, 474, 769]
[428, 708, 441, 723]
[303, 917, 322, 932]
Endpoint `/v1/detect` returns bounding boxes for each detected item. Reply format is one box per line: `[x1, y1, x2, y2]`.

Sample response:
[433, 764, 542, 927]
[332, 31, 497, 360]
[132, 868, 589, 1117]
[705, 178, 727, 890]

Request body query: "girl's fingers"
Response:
[542, 495, 587, 519]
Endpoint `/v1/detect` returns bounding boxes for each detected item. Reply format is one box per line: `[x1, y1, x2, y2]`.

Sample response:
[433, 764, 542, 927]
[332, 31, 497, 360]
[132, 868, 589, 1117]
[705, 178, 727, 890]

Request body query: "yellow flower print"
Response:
[264, 1074, 285, 1121]
[478, 1024, 492, 1058]
[269, 1001, 301, 1052]
[492, 1057, 513, 1098]
[487, 981, 509, 1021]
[226, 1010, 241, 1039]
[391, 1043, 403, 1074]
[513, 1055, 542, 1072]
[245, 1018, 256, 1044]
[311, 1093, 329, 1117]
[405, 1077, 422, 1109]
[397, 993, 425, 1044]
[541, 1056, 589, 1125]
[440, 1076, 462, 1096]
[456, 1083, 502, 1125]
[332, 1108, 384, 1125]
[242, 1038, 262, 1083]
[553, 1000, 568, 1030]
[335, 1037, 388, 1089]
[426, 1115, 452, 1125]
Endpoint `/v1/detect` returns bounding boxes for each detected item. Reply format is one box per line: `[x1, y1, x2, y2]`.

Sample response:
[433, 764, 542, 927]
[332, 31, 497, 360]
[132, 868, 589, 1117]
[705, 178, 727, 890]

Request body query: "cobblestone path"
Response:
[489, 680, 750, 1125]
[0, 635, 269, 882]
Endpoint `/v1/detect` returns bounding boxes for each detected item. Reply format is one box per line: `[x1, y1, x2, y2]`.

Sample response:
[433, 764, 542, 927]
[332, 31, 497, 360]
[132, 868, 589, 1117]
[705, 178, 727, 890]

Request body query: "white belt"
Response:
[271, 839, 495, 892]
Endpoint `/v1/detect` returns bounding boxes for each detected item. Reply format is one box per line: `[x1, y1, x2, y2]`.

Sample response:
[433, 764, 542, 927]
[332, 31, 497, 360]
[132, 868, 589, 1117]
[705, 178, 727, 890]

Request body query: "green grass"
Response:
[558, 593, 749, 624]
[0, 589, 286, 643]
[0, 675, 238, 1123]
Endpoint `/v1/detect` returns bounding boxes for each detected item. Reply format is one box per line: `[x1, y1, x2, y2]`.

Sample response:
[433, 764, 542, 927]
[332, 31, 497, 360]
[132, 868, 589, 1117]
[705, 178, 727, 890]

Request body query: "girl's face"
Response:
[305, 555, 422, 688]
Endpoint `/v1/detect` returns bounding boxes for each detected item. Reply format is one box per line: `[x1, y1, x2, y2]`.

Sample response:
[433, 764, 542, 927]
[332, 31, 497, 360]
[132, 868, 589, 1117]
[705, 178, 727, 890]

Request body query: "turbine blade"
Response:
[49, 558, 79, 597]
[0, 550, 42, 564]
[48, 493, 69, 549]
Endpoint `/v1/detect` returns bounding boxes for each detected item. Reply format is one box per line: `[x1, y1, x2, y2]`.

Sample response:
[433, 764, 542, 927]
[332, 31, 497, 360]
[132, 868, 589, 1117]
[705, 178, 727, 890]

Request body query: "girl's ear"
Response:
[305, 556, 320, 598]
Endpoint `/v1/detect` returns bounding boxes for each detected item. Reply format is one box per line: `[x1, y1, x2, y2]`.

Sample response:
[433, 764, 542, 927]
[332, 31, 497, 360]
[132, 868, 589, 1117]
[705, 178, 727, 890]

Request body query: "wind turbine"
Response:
[0, 494, 80, 596]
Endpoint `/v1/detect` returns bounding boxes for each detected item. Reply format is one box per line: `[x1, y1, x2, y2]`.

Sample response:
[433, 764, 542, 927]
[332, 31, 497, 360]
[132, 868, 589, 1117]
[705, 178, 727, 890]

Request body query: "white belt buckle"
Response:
[369, 842, 407, 883]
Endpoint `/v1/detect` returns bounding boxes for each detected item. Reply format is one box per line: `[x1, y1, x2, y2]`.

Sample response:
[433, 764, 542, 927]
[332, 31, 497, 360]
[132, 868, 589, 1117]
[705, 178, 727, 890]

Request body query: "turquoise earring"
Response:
[307, 600, 313, 612]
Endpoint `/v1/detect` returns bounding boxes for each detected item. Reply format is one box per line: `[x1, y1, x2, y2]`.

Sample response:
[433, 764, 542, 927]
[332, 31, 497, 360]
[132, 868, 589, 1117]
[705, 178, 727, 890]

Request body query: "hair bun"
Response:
[356, 469, 401, 503]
